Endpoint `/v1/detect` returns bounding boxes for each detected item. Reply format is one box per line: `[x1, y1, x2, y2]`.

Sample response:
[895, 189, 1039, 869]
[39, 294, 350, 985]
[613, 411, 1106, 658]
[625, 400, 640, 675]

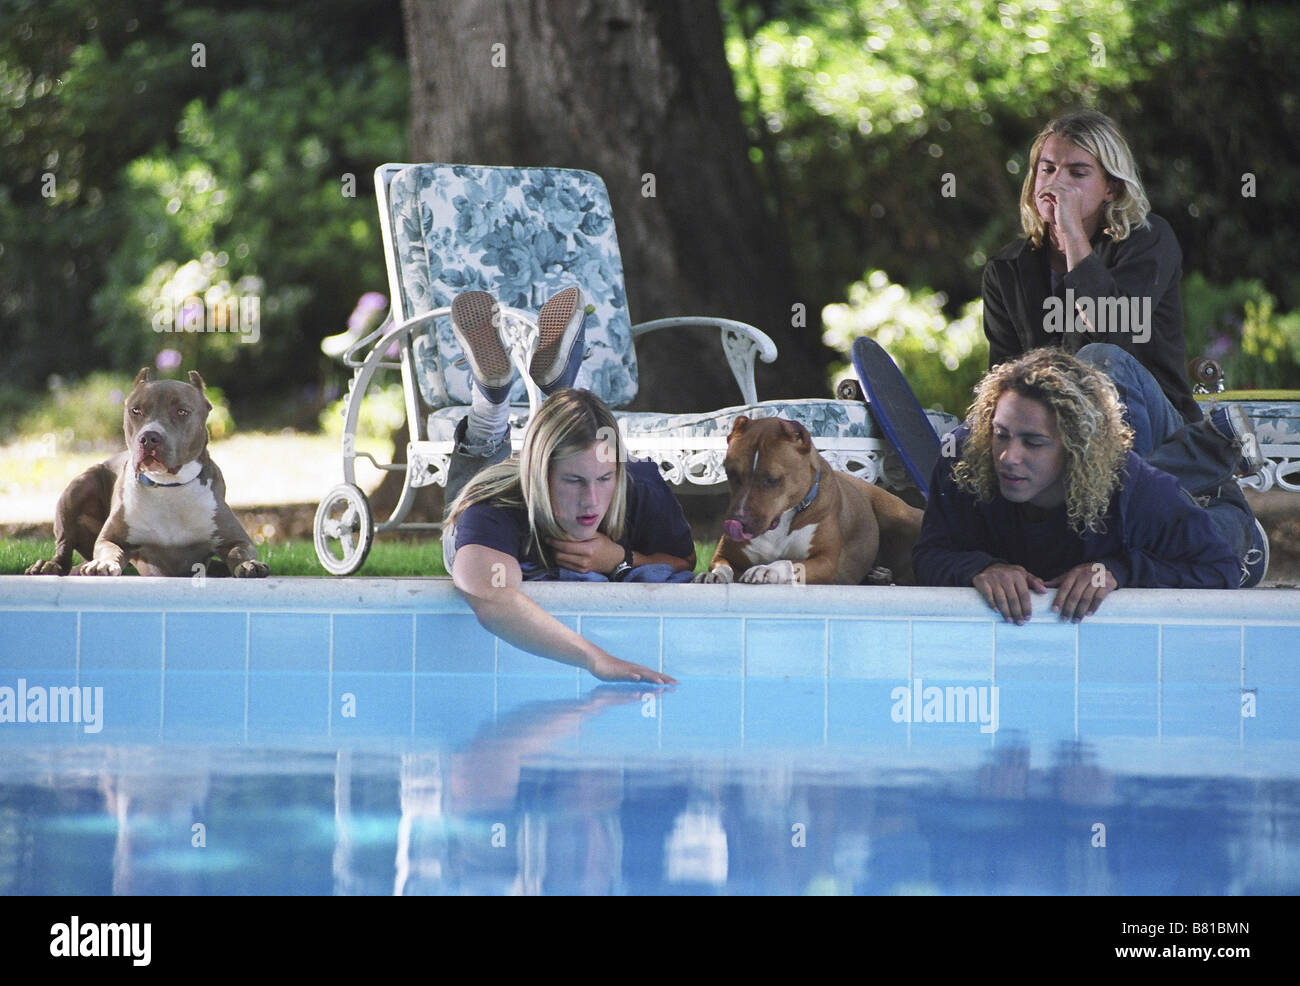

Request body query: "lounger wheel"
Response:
[314, 483, 374, 575]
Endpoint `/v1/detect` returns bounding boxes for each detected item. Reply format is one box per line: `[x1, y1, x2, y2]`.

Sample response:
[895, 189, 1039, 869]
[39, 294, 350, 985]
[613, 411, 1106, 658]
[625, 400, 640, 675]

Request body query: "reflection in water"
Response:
[0, 687, 1298, 895]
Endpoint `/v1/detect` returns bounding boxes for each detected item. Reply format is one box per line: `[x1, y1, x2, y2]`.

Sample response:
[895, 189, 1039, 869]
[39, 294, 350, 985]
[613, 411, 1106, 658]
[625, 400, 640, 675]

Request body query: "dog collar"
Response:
[137, 472, 194, 488]
[794, 466, 821, 514]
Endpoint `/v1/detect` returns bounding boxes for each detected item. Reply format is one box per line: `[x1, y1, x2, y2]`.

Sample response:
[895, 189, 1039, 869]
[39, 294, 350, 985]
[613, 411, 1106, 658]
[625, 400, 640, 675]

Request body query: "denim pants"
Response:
[1075, 343, 1255, 558]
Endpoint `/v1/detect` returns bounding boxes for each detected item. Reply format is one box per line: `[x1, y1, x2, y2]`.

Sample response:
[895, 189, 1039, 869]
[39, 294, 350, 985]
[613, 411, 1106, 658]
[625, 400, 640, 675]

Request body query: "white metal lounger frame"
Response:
[314, 164, 813, 574]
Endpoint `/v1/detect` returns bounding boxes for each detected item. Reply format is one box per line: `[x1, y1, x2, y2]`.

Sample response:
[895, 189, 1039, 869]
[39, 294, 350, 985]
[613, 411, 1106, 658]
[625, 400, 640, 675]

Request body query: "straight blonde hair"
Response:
[1020, 110, 1151, 247]
[447, 389, 628, 566]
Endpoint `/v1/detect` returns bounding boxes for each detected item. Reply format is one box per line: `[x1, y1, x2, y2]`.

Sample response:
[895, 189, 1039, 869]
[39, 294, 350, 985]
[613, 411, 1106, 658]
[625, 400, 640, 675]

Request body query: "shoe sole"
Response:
[450, 291, 512, 388]
[533, 286, 583, 389]
[1223, 404, 1267, 475]
[1242, 518, 1269, 587]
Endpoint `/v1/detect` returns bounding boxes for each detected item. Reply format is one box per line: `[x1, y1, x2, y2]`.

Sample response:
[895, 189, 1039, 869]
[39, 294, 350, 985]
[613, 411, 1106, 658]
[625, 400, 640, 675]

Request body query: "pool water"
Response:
[1, 674, 1297, 896]
[2, 578, 1298, 896]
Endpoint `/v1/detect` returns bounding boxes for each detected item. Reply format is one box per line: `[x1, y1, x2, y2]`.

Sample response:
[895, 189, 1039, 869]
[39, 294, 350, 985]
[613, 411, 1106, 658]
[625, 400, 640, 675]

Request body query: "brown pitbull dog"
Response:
[26, 368, 269, 578]
[696, 415, 922, 585]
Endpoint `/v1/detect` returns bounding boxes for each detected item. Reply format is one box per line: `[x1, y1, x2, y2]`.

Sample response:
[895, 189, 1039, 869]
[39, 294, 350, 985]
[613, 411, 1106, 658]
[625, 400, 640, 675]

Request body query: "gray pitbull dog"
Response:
[26, 367, 269, 578]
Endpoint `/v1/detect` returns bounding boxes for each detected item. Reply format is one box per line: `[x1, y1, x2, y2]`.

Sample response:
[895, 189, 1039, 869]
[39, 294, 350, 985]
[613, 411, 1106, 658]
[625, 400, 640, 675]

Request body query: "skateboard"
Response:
[849, 337, 942, 501]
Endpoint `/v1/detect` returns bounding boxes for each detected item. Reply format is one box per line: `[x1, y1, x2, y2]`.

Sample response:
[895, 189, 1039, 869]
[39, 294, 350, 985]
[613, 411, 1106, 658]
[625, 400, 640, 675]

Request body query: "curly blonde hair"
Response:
[952, 349, 1134, 533]
[1020, 110, 1151, 247]
[447, 389, 628, 567]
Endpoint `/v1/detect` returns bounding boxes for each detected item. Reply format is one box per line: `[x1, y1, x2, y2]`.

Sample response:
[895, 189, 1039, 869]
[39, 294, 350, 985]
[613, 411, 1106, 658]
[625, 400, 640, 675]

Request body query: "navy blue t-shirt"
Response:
[448, 459, 694, 579]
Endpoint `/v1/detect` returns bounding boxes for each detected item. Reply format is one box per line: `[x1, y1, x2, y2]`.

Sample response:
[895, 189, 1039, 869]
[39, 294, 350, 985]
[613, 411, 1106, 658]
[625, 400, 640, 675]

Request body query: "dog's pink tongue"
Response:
[724, 519, 751, 541]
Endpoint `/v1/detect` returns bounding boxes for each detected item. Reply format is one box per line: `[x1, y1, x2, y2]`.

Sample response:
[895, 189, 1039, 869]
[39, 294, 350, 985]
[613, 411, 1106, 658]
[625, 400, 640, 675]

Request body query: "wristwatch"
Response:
[610, 544, 634, 581]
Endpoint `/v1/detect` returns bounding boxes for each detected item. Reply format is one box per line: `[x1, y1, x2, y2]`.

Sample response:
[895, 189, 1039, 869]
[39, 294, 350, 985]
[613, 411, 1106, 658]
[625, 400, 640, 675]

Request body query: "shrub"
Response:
[822, 270, 988, 415]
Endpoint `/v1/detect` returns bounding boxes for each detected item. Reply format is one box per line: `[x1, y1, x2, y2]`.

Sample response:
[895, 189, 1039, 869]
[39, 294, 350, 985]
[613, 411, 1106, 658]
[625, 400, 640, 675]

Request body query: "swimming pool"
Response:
[1, 577, 1297, 895]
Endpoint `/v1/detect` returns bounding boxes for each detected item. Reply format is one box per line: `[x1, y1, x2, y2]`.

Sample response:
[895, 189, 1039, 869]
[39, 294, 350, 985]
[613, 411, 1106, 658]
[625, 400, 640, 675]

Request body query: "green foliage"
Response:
[8, 370, 235, 447]
[722, 0, 1144, 317]
[1240, 298, 1300, 391]
[318, 381, 406, 447]
[823, 270, 987, 414]
[724, 0, 1300, 392]
[0, 0, 408, 420]
[1182, 273, 1300, 391]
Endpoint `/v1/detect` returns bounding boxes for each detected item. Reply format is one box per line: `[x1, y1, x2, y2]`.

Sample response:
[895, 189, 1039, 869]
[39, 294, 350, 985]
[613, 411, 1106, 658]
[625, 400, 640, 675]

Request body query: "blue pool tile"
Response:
[827, 619, 910, 680]
[910, 620, 994, 680]
[993, 681, 1074, 738]
[1242, 687, 1299, 741]
[247, 671, 329, 736]
[994, 621, 1075, 682]
[576, 691, 668, 751]
[495, 673, 582, 707]
[826, 680, 912, 745]
[745, 619, 826, 678]
[1078, 623, 1158, 684]
[498, 616, 582, 676]
[91, 670, 161, 735]
[162, 670, 245, 738]
[581, 616, 663, 671]
[249, 614, 330, 672]
[659, 677, 742, 750]
[332, 673, 413, 736]
[416, 613, 496, 673]
[744, 678, 825, 746]
[1162, 683, 1240, 740]
[80, 612, 163, 671]
[662, 618, 743, 677]
[1078, 683, 1158, 739]
[334, 613, 413, 672]
[164, 612, 247, 672]
[1161, 625, 1240, 685]
[414, 673, 496, 745]
[0, 612, 78, 671]
[1243, 626, 1300, 688]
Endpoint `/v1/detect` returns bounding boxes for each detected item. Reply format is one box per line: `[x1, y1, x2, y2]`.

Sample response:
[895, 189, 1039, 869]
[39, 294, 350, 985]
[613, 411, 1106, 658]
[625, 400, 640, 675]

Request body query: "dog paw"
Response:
[739, 560, 801, 584]
[24, 558, 65, 576]
[694, 564, 734, 584]
[79, 560, 123, 576]
[233, 560, 270, 578]
[864, 565, 894, 585]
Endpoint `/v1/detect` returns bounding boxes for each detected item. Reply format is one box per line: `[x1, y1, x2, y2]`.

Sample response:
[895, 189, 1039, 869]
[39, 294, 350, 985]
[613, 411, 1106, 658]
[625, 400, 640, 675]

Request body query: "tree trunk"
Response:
[400, 0, 829, 410]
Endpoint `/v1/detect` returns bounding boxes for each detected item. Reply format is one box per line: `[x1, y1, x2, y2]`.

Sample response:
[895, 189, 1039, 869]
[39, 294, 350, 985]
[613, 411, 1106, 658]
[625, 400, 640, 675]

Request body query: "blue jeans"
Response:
[1075, 343, 1255, 557]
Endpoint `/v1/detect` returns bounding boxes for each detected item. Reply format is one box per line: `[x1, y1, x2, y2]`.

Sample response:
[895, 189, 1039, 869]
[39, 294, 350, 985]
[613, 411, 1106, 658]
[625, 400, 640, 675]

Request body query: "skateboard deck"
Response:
[850, 337, 942, 501]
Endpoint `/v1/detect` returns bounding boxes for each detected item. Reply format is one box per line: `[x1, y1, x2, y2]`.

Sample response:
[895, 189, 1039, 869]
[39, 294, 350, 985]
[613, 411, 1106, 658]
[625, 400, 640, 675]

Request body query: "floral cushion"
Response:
[388, 164, 639, 409]
[1236, 401, 1300, 446]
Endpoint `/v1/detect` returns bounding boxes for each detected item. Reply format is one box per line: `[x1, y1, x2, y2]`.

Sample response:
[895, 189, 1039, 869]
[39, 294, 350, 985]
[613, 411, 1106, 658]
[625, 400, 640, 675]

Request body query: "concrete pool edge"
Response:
[3, 575, 1299, 624]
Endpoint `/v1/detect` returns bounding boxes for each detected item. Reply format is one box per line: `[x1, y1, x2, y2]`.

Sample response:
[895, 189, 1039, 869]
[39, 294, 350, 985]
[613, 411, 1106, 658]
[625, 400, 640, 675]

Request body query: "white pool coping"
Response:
[4, 575, 1299, 625]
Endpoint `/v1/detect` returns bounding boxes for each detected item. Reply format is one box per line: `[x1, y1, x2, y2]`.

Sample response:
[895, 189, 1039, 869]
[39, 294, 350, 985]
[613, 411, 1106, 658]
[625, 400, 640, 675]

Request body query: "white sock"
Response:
[464, 383, 511, 450]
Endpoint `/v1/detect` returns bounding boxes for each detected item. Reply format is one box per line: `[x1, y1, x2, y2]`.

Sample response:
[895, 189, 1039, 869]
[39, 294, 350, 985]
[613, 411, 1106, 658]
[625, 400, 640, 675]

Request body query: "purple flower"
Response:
[347, 292, 388, 334]
[1207, 333, 1234, 360]
[156, 348, 182, 371]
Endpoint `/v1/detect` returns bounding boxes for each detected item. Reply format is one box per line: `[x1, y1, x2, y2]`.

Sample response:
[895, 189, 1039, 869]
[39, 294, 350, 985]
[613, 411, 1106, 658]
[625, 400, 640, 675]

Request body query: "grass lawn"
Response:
[1, 536, 717, 578]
